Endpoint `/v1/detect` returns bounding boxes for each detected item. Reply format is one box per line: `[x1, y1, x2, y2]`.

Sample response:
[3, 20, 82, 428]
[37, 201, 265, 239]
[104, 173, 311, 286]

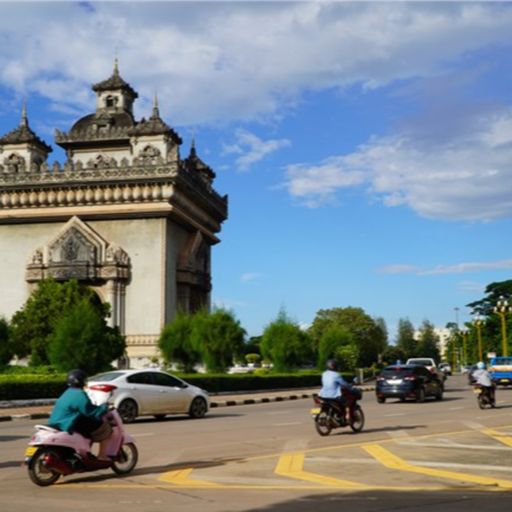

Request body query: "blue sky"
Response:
[2, 1, 512, 340]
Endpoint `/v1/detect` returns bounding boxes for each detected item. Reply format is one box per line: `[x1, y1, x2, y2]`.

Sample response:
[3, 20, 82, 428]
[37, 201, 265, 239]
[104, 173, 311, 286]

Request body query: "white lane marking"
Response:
[410, 460, 512, 473]
[395, 440, 511, 451]
[273, 422, 302, 427]
[448, 407, 465, 411]
[462, 420, 485, 429]
[310, 456, 512, 473]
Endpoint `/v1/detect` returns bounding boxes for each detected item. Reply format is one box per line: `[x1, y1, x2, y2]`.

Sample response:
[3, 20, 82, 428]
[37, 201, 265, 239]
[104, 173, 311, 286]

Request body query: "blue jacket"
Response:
[48, 387, 108, 433]
[320, 369, 350, 398]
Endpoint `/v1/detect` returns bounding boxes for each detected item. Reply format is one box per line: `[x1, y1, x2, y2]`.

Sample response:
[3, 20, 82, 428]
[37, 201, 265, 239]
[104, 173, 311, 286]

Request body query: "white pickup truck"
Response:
[406, 358, 437, 372]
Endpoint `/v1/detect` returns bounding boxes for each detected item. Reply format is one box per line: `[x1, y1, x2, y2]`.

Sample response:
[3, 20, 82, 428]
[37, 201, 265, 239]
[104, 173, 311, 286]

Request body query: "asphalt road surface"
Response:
[2, 374, 512, 511]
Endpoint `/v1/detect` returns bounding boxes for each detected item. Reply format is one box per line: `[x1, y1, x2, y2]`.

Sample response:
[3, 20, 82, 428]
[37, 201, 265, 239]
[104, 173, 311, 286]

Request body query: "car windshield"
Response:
[409, 359, 432, 366]
[89, 371, 125, 382]
[381, 367, 415, 377]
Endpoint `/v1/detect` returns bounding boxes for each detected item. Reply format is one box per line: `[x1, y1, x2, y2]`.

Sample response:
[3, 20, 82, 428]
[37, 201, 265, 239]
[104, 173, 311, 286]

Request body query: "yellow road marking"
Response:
[274, 452, 367, 489]
[158, 468, 222, 487]
[481, 428, 512, 448]
[363, 443, 512, 489]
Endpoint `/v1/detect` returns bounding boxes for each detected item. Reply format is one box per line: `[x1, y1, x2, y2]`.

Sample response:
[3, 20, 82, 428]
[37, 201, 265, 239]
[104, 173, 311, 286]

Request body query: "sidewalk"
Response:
[0, 385, 375, 422]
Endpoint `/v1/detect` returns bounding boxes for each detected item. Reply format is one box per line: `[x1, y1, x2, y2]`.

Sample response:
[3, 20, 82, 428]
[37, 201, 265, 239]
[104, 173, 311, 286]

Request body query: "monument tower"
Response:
[0, 62, 228, 366]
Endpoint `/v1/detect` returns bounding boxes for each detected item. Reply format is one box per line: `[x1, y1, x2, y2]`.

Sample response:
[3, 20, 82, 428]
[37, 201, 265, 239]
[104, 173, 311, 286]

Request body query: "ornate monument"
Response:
[0, 62, 228, 366]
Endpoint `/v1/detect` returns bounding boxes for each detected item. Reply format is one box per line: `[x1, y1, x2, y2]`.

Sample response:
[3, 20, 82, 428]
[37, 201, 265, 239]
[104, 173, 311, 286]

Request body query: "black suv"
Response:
[376, 364, 444, 403]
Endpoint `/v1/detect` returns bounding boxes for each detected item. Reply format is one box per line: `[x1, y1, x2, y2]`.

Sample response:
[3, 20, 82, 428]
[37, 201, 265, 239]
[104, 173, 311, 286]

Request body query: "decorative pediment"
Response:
[26, 216, 130, 283]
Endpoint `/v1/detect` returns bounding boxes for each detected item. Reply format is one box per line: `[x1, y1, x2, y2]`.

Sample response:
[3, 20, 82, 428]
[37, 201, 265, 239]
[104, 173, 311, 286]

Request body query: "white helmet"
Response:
[476, 361, 485, 370]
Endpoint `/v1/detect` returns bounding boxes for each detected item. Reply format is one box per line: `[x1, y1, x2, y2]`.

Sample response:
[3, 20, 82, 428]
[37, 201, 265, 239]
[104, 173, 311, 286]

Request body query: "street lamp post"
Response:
[473, 314, 484, 362]
[493, 296, 511, 357]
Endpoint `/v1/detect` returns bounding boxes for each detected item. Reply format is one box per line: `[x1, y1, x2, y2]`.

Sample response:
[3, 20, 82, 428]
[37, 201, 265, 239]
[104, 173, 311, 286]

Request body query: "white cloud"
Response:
[240, 272, 263, 283]
[223, 129, 290, 171]
[420, 260, 512, 275]
[1, 3, 512, 125]
[378, 264, 421, 275]
[284, 107, 512, 220]
[378, 259, 512, 276]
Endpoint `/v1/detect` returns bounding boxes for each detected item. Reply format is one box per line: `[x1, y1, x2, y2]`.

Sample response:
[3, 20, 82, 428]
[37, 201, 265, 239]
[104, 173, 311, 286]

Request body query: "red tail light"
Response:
[376, 377, 385, 381]
[314, 396, 321, 404]
[88, 384, 117, 392]
[404, 376, 416, 381]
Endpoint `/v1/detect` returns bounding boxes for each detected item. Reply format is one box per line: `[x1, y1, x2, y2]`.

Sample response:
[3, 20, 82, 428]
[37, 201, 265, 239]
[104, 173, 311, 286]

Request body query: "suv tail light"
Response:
[376, 376, 385, 381]
[88, 384, 117, 392]
[404, 376, 416, 381]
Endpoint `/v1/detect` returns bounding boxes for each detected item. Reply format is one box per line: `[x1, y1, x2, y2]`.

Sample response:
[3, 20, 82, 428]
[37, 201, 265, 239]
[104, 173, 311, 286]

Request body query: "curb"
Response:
[0, 386, 375, 422]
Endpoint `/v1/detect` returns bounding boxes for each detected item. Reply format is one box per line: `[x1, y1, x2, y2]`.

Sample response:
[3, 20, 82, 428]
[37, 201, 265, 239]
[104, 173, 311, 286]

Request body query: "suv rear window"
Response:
[381, 367, 415, 378]
[408, 359, 434, 366]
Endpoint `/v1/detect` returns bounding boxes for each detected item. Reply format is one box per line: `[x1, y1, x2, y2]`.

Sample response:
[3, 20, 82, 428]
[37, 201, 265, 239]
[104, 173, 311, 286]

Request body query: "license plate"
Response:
[501, 379, 509, 383]
[473, 388, 480, 394]
[387, 379, 402, 385]
[310, 408, 320, 415]
[24, 446, 37, 457]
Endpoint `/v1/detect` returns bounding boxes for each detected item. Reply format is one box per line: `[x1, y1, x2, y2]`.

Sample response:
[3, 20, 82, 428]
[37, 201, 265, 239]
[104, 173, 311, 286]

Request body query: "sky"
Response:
[1, 1, 512, 341]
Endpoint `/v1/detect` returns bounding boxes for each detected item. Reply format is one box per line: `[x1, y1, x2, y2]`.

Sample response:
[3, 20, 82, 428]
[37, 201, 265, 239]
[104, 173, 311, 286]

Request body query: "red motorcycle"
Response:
[311, 386, 364, 436]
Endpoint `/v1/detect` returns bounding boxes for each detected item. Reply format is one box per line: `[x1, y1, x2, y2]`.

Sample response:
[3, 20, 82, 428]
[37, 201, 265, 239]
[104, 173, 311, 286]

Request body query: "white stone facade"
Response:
[0, 64, 227, 368]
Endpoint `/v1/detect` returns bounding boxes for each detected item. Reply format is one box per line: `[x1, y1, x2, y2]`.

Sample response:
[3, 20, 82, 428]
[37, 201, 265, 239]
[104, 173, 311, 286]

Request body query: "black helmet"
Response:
[326, 359, 337, 371]
[67, 369, 87, 388]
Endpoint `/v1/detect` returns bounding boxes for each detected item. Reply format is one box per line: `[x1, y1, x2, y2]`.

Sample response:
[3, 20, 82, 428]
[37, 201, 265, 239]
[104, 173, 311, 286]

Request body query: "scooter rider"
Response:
[472, 361, 496, 405]
[48, 369, 113, 460]
[319, 359, 351, 416]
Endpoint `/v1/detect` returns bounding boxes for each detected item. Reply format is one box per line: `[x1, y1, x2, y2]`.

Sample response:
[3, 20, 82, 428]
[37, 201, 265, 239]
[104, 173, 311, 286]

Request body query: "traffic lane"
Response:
[1, 374, 509, 469]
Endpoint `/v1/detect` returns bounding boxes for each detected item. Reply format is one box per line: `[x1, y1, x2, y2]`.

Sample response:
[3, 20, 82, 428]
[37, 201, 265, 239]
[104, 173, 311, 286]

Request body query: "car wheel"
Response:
[435, 388, 443, 400]
[188, 397, 207, 419]
[377, 396, 386, 404]
[118, 399, 138, 423]
[416, 387, 425, 403]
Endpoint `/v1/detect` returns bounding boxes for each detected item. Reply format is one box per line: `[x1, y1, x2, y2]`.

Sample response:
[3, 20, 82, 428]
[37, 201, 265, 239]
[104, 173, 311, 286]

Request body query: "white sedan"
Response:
[87, 369, 209, 423]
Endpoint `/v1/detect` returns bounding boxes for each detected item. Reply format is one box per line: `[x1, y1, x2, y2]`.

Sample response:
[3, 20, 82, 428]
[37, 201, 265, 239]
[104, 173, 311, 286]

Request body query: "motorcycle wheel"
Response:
[349, 406, 365, 433]
[112, 442, 138, 475]
[28, 448, 61, 486]
[314, 411, 332, 436]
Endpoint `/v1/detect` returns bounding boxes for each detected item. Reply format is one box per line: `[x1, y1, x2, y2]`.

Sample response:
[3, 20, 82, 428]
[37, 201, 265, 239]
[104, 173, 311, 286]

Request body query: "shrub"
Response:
[47, 299, 125, 374]
[261, 309, 312, 372]
[159, 311, 200, 372]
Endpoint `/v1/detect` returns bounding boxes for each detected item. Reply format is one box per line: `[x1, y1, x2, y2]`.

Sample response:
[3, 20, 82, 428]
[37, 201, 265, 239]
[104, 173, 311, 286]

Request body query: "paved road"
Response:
[2, 375, 512, 511]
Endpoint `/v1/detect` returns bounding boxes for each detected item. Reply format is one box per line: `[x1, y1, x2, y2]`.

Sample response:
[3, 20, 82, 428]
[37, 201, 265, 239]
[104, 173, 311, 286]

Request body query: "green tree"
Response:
[396, 318, 417, 359]
[317, 324, 353, 370]
[10, 279, 109, 365]
[159, 311, 201, 372]
[47, 299, 125, 374]
[309, 307, 386, 367]
[191, 308, 246, 373]
[416, 319, 441, 362]
[467, 280, 512, 357]
[0, 317, 12, 367]
[381, 346, 406, 366]
[261, 309, 312, 372]
[335, 343, 360, 372]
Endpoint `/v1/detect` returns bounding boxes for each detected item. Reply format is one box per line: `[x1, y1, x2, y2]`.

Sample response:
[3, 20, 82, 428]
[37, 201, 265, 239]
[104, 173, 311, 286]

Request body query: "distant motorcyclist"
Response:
[472, 361, 496, 406]
[319, 359, 352, 415]
[48, 369, 113, 460]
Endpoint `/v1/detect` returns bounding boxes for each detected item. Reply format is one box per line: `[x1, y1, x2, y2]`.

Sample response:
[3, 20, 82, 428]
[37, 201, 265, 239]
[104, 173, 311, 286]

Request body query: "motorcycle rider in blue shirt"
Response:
[319, 359, 351, 415]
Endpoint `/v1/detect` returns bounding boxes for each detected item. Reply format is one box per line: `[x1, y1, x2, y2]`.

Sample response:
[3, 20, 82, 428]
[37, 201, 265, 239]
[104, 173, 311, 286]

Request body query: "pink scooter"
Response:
[24, 407, 138, 486]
